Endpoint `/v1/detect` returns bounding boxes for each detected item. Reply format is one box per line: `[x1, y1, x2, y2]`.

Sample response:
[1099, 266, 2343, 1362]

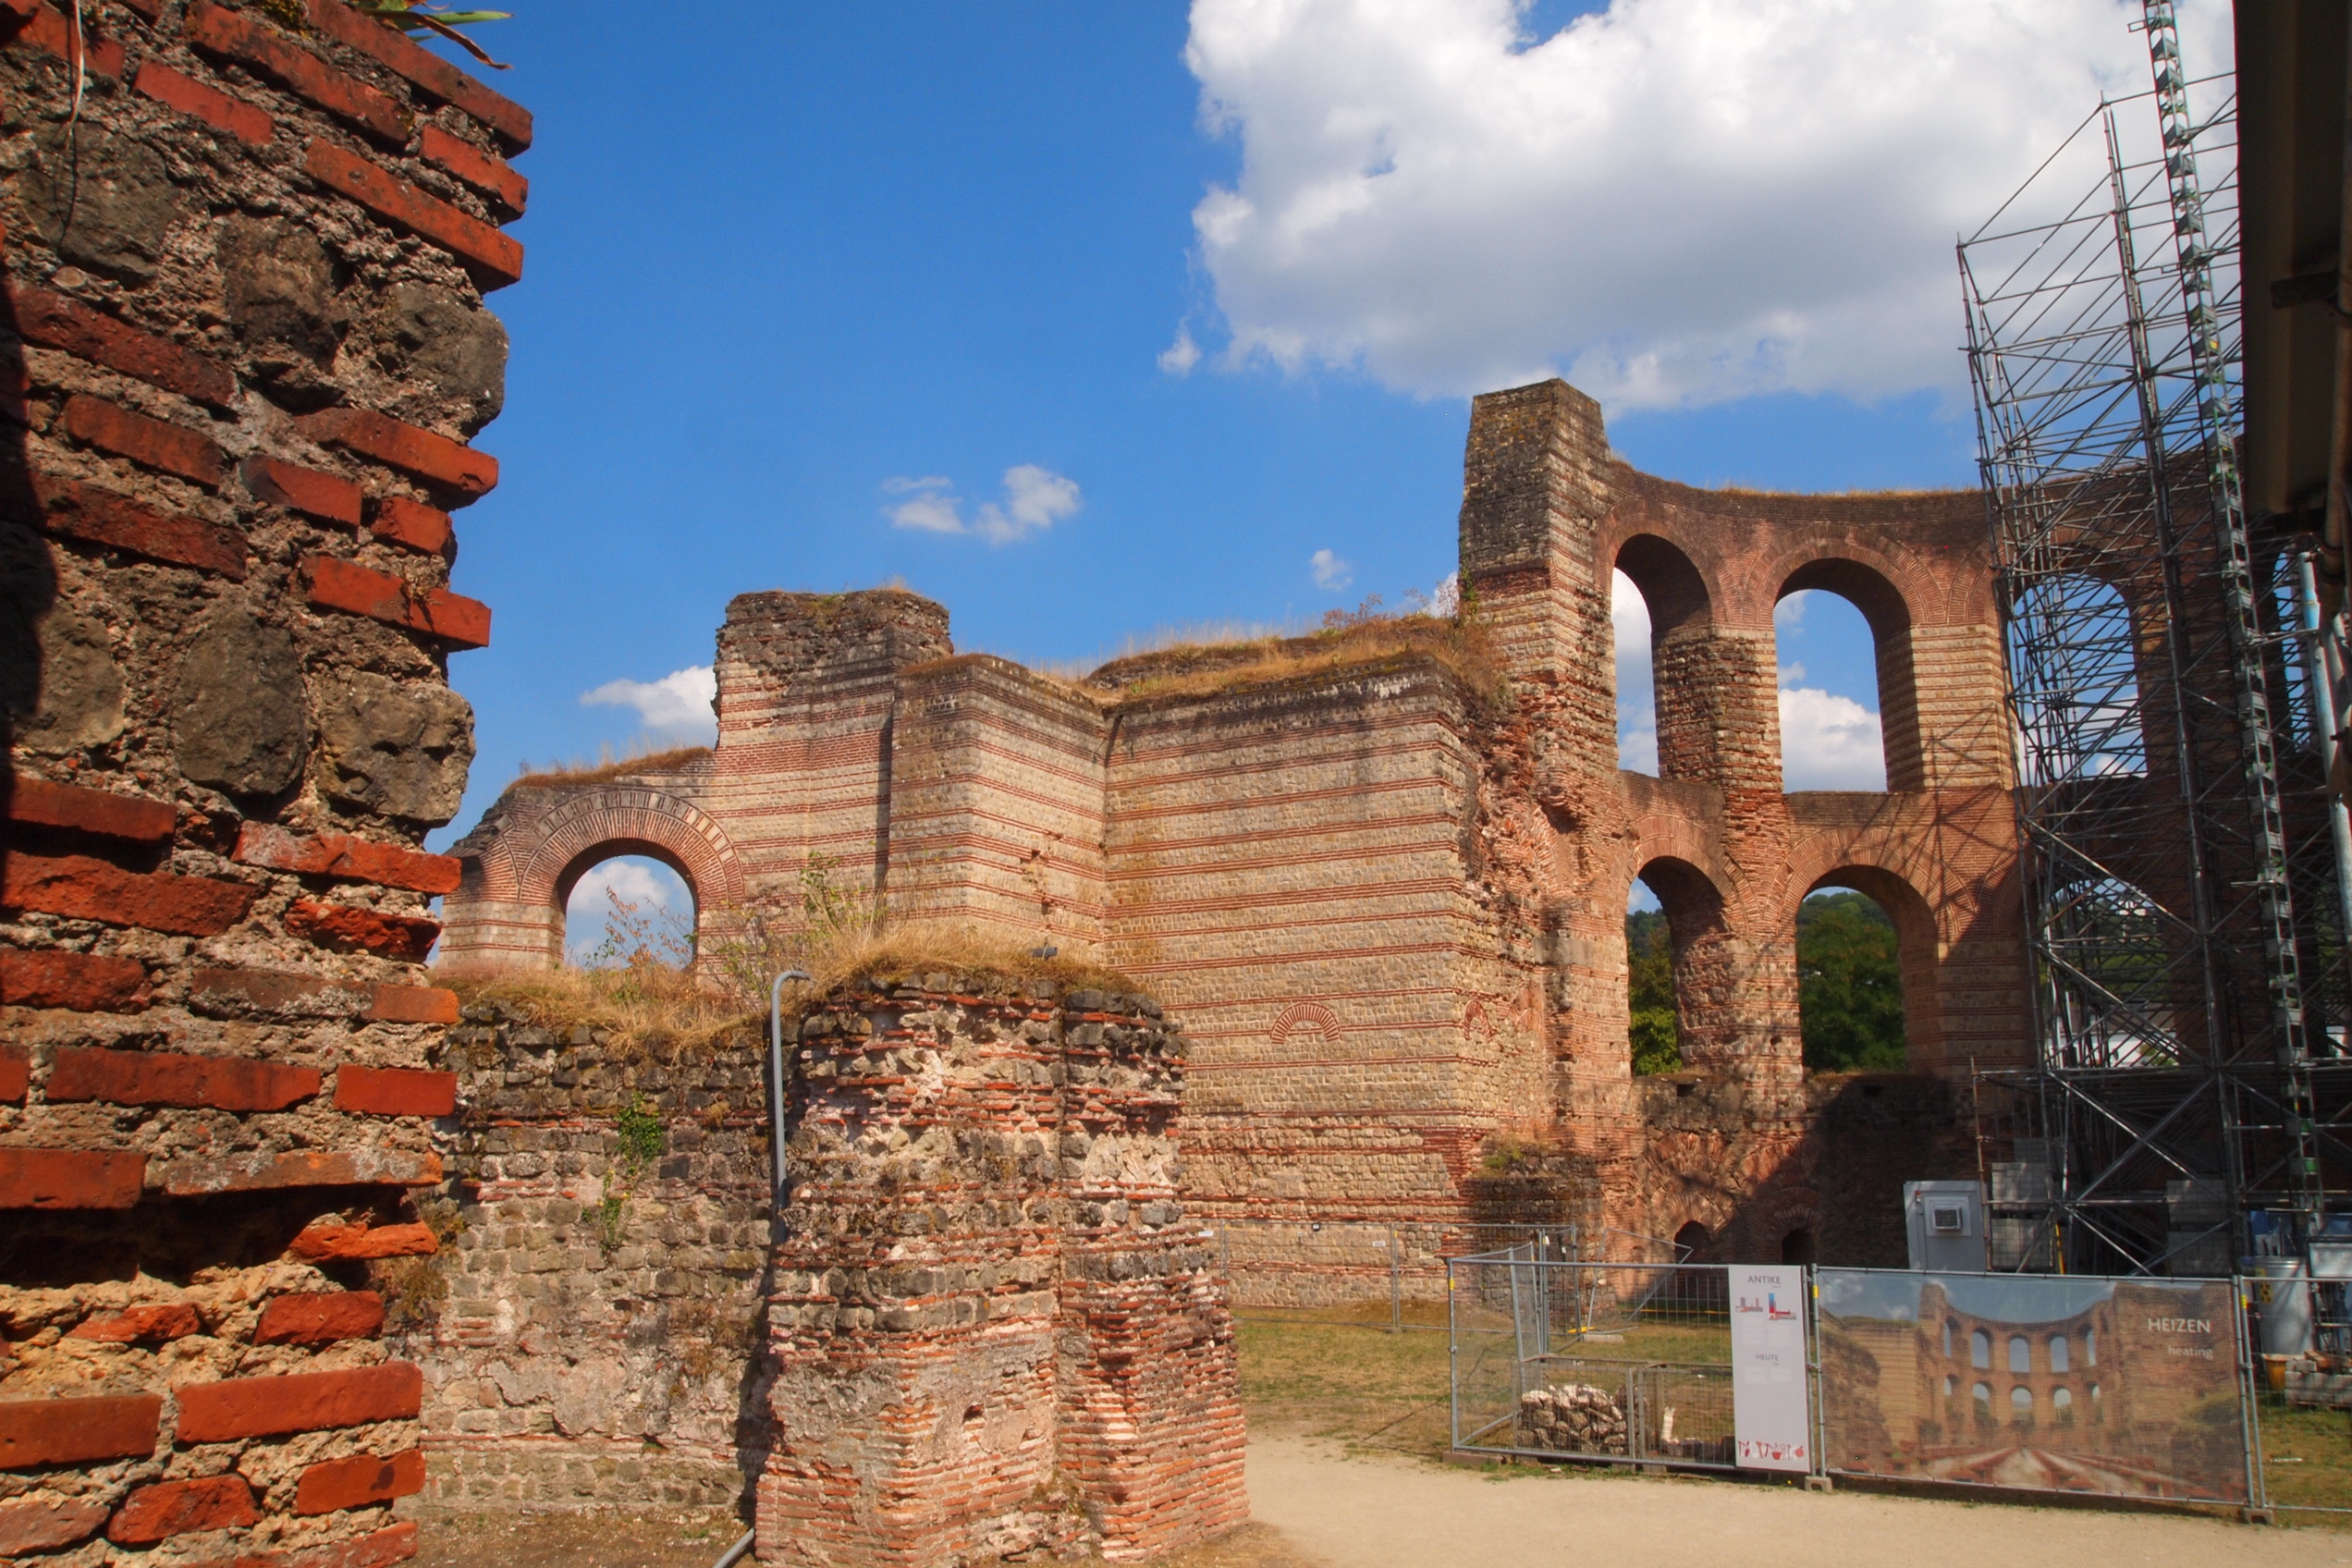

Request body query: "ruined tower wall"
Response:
[437, 377, 2032, 1261]
[1, 0, 523, 1562]
[884, 654, 1110, 962]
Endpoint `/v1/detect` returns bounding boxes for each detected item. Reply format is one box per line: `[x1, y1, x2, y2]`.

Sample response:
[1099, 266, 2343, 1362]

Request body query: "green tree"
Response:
[1626, 909, 1681, 1075]
[1796, 890, 1906, 1072]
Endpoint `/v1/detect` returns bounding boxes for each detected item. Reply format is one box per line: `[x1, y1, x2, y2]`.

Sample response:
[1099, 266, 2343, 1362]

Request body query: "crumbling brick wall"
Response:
[391, 1002, 772, 1518]
[762, 976, 1246, 1567]
[0, 0, 523, 1561]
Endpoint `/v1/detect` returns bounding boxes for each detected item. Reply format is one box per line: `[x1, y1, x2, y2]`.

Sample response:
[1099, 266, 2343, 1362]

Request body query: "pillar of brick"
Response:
[759, 978, 1245, 1567]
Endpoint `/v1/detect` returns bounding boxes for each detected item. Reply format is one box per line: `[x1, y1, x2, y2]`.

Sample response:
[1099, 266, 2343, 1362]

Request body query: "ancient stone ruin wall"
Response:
[389, 1002, 771, 1520]
[440, 375, 2029, 1268]
[764, 976, 1246, 1567]
[0, 1, 523, 1562]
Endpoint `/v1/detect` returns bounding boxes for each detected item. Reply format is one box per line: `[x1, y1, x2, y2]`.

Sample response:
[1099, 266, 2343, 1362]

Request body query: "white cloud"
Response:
[1180, 0, 2230, 407]
[1612, 569, 1656, 774]
[884, 467, 1081, 545]
[1774, 590, 1810, 629]
[1779, 685, 1885, 790]
[564, 858, 689, 966]
[581, 666, 717, 744]
[1159, 325, 1203, 375]
[1310, 547, 1354, 590]
[977, 464, 1083, 545]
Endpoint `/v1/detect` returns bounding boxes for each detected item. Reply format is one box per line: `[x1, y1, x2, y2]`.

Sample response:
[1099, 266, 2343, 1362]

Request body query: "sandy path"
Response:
[1245, 1438, 2352, 1568]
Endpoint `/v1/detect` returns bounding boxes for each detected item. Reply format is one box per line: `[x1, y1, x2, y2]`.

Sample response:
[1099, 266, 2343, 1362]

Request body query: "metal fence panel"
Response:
[1450, 1254, 1741, 1470]
[1816, 1268, 2249, 1503]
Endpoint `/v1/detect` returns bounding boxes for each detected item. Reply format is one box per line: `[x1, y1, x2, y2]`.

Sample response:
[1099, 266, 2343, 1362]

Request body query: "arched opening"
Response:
[1672, 1221, 1710, 1262]
[558, 847, 697, 968]
[1775, 559, 1914, 791]
[1797, 866, 1939, 1072]
[1615, 536, 1712, 782]
[1627, 856, 1734, 1073]
[1970, 1329, 1991, 1369]
[2005, 573, 2148, 784]
[1781, 1229, 1816, 1267]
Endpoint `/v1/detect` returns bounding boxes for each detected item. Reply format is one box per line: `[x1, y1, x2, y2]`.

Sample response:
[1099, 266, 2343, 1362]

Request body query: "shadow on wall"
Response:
[1, 279, 54, 831]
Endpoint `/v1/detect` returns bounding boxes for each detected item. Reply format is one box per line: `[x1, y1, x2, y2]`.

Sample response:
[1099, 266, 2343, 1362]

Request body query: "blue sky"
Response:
[418, 1, 2221, 951]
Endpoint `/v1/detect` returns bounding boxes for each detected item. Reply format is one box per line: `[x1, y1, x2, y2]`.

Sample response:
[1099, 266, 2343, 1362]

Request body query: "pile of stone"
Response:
[1518, 1383, 1630, 1454]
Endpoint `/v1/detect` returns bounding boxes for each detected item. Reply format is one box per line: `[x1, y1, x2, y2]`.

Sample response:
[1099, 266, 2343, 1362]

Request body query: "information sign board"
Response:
[1730, 1266, 1811, 1472]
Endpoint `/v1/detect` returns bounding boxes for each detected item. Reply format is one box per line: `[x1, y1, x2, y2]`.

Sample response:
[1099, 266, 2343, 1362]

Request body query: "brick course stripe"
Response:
[185, 1, 408, 141]
[365, 984, 459, 1024]
[0, 1393, 159, 1467]
[5, 2, 125, 76]
[303, 0, 530, 149]
[67, 1304, 200, 1342]
[46, 1046, 322, 1110]
[306, 554, 489, 646]
[134, 58, 276, 145]
[10, 284, 238, 407]
[243, 453, 362, 526]
[295, 1449, 424, 1514]
[0, 851, 257, 935]
[63, 395, 226, 487]
[287, 898, 440, 960]
[107, 1475, 260, 1544]
[0, 1148, 146, 1209]
[0, 1496, 110, 1556]
[3, 776, 175, 840]
[294, 404, 499, 496]
[156, 1148, 441, 1196]
[334, 1064, 456, 1115]
[23, 472, 246, 578]
[419, 123, 525, 213]
[174, 1363, 423, 1442]
[288, 1220, 436, 1260]
[235, 822, 461, 893]
[0, 1047, 24, 1101]
[368, 495, 453, 555]
[255, 1291, 385, 1345]
[190, 964, 368, 1018]
[303, 140, 521, 288]
[1, 945, 160, 1012]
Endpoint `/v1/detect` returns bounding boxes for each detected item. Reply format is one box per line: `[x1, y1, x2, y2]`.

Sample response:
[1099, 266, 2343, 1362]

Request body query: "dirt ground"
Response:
[406, 1312, 2352, 1567]
[1247, 1436, 2352, 1568]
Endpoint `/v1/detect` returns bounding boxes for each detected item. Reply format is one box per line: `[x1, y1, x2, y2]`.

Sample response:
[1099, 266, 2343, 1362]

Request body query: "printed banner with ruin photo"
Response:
[1816, 1269, 2248, 1501]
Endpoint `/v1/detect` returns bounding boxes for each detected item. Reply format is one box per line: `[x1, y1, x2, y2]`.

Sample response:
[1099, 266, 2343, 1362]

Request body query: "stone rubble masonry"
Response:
[760, 979, 1247, 1567]
[0, 3, 521, 1565]
[441, 375, 2026, 1274]
[388, 1001, 776, 1520]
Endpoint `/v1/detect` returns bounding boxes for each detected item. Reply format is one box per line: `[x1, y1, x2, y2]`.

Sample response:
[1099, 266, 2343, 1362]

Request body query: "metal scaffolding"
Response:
[1960, 1, 2352, 1276]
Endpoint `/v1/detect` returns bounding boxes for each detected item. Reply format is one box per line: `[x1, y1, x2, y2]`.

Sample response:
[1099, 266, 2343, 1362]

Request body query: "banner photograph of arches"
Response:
[1816, 1269, 2250, 1502]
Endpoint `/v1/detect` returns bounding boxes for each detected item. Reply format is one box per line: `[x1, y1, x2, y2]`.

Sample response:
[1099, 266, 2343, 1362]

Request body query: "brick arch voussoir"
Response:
[513, 786, 748, 914]
[1783, 829, 1942, 944]
[1757, 533, 1956, 631]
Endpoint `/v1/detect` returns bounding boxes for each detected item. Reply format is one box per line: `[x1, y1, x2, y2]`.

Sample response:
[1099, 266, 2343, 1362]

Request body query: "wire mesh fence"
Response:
[1448, 1252, 1742, 1471]
[1207, 1219, 1682, 1330]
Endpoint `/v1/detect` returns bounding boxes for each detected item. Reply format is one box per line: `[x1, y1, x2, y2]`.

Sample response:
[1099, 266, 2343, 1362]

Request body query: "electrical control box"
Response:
[1905, 1180, 1988, 1273]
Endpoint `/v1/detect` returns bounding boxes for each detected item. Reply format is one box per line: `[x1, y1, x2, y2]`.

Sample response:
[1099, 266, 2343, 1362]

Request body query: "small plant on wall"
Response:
[349, 0, 514, 68]
[590, 1094, 666, 1256]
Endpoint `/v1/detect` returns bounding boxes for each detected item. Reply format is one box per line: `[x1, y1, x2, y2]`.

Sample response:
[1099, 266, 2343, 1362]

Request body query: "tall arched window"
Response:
[1971, 1329, 1991, 1369]
[1773, 584, 1889, 791]
[2049, 1335, 2070, 1373]
[2008, 1335, 2031, 1374]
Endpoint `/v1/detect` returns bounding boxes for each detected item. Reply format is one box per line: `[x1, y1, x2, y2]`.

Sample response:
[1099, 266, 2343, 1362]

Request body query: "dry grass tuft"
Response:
[510, 745, 713, 792]
[445, 921, 1144, 1051]
[1085, 606, 1508, 715]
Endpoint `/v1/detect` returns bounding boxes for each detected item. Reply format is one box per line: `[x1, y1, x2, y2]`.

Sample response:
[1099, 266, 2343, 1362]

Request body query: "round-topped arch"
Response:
[439, 781, 747, 974]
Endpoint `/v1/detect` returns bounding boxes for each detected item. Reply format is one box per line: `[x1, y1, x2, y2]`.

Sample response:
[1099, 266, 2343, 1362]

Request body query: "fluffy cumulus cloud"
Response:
[1310, 547, 1354, 591]
[581, 666, 717, 744]
[1611, 570, 1657, 773]
[882, 466, 1083, 545]
[1180, 0, 2229, 407]
[564, 857, 690, 966]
